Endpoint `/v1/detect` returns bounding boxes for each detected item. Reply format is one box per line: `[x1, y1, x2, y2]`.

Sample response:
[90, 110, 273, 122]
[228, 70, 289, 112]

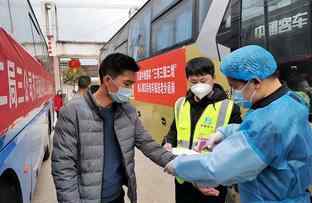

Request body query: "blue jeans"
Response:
[107, 190, 125, 203]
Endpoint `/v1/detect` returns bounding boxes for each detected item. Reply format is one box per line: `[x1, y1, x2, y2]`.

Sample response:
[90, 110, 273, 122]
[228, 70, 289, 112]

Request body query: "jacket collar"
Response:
[84, 90, 124, 119]
[251, 85, 289, 109]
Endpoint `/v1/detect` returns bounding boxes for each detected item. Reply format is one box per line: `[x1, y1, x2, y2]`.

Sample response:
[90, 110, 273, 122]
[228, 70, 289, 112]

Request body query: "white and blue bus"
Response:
[0, 0, 55, 202]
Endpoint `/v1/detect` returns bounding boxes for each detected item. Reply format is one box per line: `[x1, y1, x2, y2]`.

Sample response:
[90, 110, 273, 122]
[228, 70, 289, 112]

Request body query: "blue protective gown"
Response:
[171, 89, 312, 203]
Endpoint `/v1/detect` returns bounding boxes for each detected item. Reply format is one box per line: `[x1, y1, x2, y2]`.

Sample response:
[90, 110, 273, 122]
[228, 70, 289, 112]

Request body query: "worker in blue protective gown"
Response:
[165, 45, 312, 203]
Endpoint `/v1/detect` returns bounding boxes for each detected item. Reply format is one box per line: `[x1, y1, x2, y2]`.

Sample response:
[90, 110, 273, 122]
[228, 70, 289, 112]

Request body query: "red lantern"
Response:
[68, 59, 81, 71]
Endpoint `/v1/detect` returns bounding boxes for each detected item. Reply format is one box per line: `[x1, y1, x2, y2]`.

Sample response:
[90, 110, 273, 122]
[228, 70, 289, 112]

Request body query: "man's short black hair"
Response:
[78, 75, 91, 89]
[185, 57, 215, 78]
[99, 53, 140, 83]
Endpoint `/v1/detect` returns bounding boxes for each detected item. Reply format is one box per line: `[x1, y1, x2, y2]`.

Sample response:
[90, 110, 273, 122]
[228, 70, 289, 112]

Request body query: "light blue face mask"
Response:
[109, 87, 132, 103]
[232, 81, 255, 109]
[107, 78, 133, 103]
[108, 87, 132, 103]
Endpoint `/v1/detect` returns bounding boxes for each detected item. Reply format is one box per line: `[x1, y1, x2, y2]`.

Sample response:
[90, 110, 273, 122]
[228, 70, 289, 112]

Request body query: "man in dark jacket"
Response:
[52, 53, 176, 203]
[163, 57, 241, 203]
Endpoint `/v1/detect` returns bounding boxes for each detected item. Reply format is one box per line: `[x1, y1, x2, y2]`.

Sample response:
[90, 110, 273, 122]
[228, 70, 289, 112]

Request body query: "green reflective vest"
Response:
[174, 97, 234, 184]
[175, 97, 234, 150]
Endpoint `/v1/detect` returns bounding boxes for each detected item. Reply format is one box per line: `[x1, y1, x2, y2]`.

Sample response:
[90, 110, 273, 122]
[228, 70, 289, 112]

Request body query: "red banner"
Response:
[0, 28, 54, 135]
[134, 48, 187, 106]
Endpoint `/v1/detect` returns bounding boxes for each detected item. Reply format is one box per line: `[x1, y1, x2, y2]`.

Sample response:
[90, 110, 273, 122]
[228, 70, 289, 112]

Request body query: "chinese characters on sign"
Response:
[137, 82, 176, 95]
[0, 60, 51, 109]
[255, 12, 308, 39]
[0, 27, 54, 134]
[7, 60, 17, 109]
[0, 58, 53, 135]
[134, 48, 187, 106]
[137, 64, 177, 94]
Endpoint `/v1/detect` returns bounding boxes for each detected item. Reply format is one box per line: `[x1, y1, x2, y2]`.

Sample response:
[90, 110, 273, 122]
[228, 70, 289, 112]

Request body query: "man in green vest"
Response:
[163, 57, 242, 203]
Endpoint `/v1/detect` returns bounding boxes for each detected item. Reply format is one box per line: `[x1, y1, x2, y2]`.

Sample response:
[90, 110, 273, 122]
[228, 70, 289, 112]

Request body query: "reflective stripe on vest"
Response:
[175, 97, 233, 149]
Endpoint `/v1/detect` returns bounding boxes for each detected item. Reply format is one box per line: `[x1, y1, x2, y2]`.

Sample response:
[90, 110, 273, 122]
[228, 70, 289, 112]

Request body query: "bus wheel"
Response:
[0, 177, 20, 203]
[44, 111, 52, 162]
[48, 111, 52, 135]
[43, 145, 50, 161]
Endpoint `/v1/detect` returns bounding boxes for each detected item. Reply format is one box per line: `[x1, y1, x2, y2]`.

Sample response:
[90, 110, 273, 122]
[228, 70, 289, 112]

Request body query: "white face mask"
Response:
[190, 83, 213, 100]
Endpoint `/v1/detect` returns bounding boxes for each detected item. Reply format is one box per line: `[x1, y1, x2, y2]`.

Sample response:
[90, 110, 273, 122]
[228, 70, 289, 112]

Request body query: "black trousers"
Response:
[175, 180, 227, 203]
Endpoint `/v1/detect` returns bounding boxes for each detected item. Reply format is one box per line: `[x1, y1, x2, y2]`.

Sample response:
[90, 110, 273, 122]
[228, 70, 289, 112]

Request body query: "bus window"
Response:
[152, 0, 177, 18]
[113, 25, 129, 55]
[198, 0, 212, 30]
[240, 0, 266, 47]
[128, 6, 151, 61]
[151, 0, 193, 54]
[29, 14, 50, 72]
[29, 16, 38, 57]
[0, 0, 12, 32]
[101, 43, 115, 61]
[268, 0, 301, 12]
[30, 15, 43, 60]
[10, 0, 34, 47]
[267, 0, 311, 63]
[175, 2, 192, 43]
[216, 0, 241, 53]
[115, 41, 128, 55]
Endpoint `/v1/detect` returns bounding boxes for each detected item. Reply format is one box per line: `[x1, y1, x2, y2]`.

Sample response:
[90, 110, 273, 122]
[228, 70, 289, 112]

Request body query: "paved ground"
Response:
[32, 150, 174, 203]
[31, 158, 57, 203]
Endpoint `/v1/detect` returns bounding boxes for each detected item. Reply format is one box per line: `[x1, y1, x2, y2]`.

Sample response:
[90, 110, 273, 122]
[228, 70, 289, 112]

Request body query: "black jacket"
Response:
[163, 84, 242, 148]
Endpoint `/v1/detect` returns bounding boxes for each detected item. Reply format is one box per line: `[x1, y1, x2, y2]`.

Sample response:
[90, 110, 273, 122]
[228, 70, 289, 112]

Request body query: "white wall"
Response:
[56, 42, 103, 58]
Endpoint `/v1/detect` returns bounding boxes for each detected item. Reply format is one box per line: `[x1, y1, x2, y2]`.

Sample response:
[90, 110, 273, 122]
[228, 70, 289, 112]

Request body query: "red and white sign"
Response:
[134, 48, 187, 106]
[0, 28, 54, 135]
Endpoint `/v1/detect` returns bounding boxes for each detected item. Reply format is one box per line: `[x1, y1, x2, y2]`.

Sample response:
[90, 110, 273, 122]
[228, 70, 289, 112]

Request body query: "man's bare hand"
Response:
[163, 143, 172, 152]
[196, 186, 220, 196]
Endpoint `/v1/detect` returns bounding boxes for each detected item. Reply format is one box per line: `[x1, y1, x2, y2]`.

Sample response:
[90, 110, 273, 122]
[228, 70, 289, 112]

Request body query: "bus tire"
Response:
[0, 176, 20, 203]
[44, 110, 52, 162]
[43, 145, 50, 161]
[48, 111, 52, 135]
